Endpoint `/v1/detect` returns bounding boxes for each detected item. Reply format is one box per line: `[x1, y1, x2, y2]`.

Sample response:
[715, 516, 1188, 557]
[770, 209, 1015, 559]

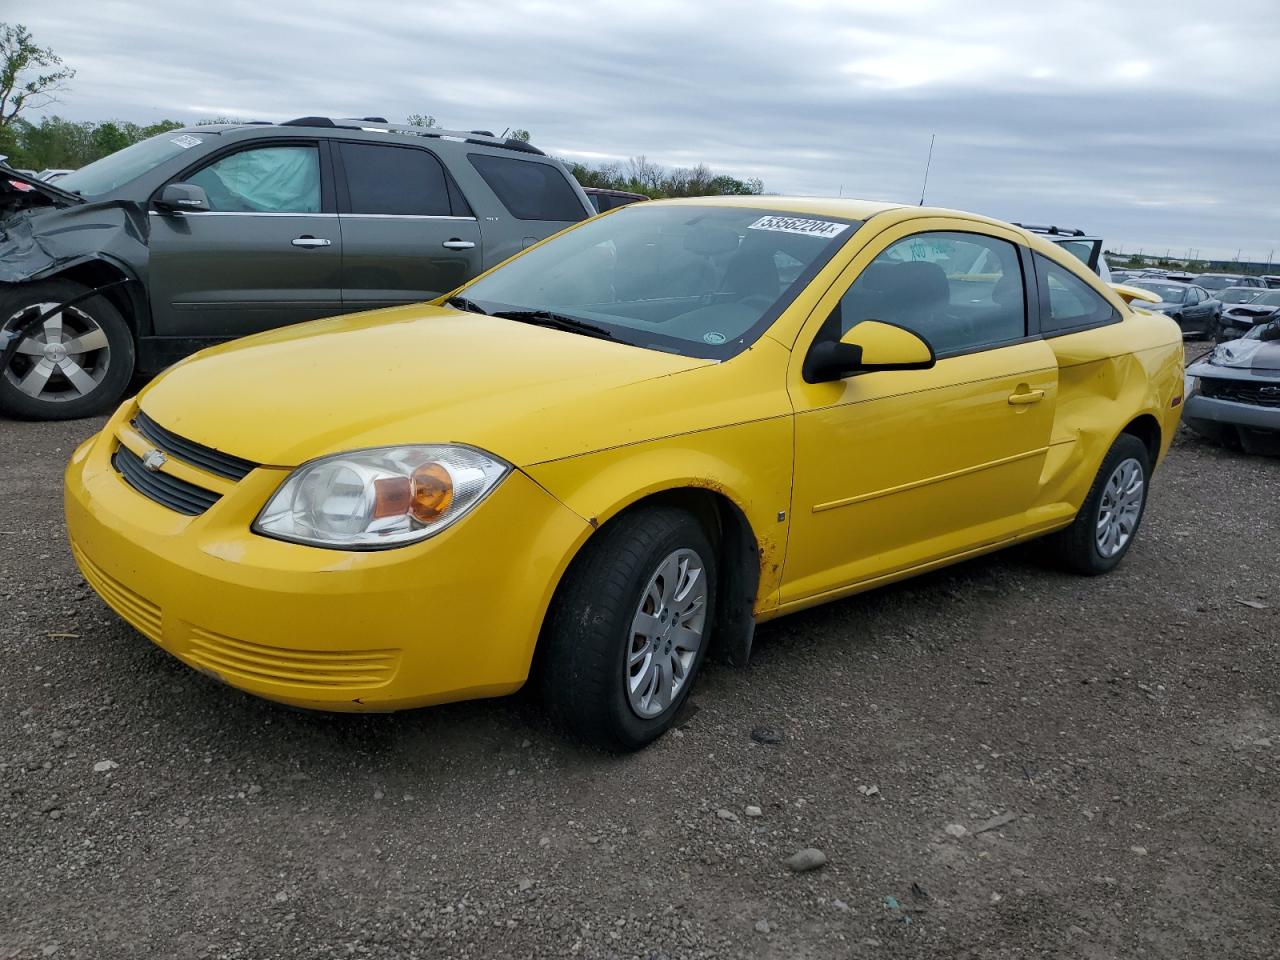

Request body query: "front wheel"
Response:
[1049, 433, 1151, 575]
[540, 506, 716, 751]
[0, 279, 135, 420]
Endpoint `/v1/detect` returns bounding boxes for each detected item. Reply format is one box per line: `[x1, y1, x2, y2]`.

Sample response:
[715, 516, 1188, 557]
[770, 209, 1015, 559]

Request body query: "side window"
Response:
[1034, 253, 1121, 334]
[836, 231, 1026, 356]
[340, 142, 451, 216]
[187, 145, 320, 213]
[468, 153, 586, 221]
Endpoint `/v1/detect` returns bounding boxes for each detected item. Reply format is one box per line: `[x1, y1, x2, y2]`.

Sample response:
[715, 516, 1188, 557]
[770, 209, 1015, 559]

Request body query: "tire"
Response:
[0, 279, 135, 420]
[1049, 433, 1151, 576]
[539, 506, 716, 751]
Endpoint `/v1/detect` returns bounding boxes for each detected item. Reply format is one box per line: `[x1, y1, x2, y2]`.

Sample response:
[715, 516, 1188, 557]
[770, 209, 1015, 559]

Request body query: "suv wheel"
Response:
[0, 280, 135, 420]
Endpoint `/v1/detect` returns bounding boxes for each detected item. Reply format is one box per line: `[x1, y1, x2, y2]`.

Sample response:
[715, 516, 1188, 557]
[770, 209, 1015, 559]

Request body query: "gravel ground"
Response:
[2, 344, 1278, 959]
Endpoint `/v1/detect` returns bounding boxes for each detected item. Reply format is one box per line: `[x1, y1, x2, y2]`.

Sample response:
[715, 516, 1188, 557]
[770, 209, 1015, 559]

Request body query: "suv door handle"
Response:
[291, 236, 331, 248]
[1008, 388, 1046, 405]
[442, 239, 476, 250]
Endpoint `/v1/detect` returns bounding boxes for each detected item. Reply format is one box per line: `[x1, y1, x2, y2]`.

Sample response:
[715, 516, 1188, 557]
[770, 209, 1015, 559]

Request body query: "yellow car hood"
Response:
[137, 305, 714, 468]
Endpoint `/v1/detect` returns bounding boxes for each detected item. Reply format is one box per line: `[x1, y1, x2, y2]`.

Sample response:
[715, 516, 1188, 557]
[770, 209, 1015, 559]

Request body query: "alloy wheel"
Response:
[626, 548, 708, 719]
[2, 302, 111, 403]
[1095, 457, 1145, 558]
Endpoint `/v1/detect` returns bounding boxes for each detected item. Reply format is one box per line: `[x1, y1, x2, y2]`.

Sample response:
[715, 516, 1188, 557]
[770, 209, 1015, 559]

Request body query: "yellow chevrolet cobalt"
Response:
[64, 197, 1184, 749]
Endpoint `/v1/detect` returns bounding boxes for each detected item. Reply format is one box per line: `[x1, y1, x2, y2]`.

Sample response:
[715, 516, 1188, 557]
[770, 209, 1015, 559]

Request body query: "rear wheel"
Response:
[0, 279, 135, 420]
[540, 506, 716, 751]
[1049, 433, 1151, 575]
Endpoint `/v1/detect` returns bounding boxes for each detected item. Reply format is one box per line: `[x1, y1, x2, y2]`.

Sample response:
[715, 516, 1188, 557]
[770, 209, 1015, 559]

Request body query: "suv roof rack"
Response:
[277, 116, 545, 155]
[1012, 223, 1088, 237]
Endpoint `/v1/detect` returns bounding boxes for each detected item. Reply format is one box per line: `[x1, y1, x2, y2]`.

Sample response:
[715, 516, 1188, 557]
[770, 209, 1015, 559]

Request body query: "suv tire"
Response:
[0, 279, 135, 420]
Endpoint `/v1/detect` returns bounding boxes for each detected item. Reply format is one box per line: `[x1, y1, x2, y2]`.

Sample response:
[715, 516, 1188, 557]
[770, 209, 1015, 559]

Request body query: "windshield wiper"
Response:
[490, 309, 616, 341]
[445, 295, 489, 315]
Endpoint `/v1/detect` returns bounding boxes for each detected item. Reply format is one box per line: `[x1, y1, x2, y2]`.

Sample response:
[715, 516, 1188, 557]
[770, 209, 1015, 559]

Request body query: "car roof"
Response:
[655, 195, 907, 220]
[1132, 278, 1192, 287]
[650, 197, 1107, 250]
[171, 117, 549, 158]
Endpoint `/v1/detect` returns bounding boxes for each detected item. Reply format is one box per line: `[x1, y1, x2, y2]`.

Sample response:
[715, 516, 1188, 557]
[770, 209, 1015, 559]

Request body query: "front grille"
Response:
[185, 627, 400, 690]
[113, 446, 221, 515]
[133, 410, 258, 481]
[71, 543, 163, 643]
[1200, 378, 1280, 408]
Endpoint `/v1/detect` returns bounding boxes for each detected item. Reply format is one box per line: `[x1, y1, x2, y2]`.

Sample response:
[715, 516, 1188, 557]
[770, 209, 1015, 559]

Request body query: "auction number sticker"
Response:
[748, 215, 848, 239]
[169, 135, 203, 149]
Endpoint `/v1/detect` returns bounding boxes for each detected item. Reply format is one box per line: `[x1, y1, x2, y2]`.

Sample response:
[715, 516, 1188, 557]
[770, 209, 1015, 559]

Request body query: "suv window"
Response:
[468, 153, 585, 221]
[837, 231, 1026, 356]
[188, 145, 320, 213]
[340, 142, 451, 216]
[1035, 253, 1120, 334]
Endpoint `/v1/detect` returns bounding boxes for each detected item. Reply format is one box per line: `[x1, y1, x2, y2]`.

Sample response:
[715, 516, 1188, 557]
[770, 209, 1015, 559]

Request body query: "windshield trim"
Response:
[454, 205, 864, 361]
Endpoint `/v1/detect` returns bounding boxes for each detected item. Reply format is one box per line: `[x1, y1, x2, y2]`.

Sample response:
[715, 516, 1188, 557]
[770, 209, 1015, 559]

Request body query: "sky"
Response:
[16, 0, 1280, 262]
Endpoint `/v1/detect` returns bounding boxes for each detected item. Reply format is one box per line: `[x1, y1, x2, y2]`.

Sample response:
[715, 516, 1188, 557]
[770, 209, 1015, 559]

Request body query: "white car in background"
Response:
[1014, 224, 1112, 281]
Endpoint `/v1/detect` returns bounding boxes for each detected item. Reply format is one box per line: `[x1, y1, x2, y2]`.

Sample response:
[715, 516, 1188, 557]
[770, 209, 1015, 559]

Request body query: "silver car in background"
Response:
[1184, 320, 1280, 455]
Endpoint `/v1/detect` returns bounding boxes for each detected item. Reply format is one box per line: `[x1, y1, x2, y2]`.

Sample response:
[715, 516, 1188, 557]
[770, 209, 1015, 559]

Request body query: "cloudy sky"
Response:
[19, 0, 1280, 262]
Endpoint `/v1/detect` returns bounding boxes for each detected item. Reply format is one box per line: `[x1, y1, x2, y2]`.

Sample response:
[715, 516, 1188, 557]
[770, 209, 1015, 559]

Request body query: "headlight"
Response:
[253, 445, 509, 549]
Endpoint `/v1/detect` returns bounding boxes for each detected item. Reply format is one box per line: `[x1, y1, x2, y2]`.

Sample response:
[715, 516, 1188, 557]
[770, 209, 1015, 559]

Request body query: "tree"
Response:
[565, 155, 765, 199]
[406, 114, 438, 128]
[0, 23, 75, 132]
[508, 128, 531, 142]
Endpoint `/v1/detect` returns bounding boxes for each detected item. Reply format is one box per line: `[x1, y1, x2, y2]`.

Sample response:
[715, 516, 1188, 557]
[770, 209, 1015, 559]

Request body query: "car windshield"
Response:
[1220, 287, 1262, 304]
[56, 131, 204, 198]
[1132, 282, 1185, 302]
[1253, 291, 1280, 307]
[457, 205, 860, 359]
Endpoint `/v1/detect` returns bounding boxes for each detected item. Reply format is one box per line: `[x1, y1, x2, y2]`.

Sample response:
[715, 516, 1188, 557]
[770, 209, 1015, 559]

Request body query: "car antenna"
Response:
[918, 134, 936, 206]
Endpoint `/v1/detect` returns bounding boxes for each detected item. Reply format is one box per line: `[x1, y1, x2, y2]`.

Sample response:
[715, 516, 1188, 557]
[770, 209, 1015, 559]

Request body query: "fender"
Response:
[524, 413, 794, 621]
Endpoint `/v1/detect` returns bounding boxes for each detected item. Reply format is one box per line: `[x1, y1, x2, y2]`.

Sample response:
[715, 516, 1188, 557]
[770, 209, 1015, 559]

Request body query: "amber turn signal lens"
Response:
[410, 463, 454, 522]
[372, 476, 412, 519]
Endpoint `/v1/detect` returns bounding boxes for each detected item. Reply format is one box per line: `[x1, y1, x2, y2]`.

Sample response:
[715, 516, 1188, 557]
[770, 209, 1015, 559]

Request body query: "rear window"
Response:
[340, 142, 450, 216]
[468, 153, 586, 221]
[1035, 253, 1120, 334]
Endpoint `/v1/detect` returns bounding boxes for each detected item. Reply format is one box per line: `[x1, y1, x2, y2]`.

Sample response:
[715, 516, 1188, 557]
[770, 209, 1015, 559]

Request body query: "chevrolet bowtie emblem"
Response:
[141, 449, 167, 472]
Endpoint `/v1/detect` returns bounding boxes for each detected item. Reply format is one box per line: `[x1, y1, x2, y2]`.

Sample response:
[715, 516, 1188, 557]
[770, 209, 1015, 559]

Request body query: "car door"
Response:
[460, 151, 593, 268]
[334, 140, 482, 310]
[782, 224, 1058, 605]
[147, 139, 342, 338]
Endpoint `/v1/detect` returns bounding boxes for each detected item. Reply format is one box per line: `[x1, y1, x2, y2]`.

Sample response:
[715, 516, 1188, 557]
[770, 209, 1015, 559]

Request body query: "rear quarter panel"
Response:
[1036, 311, 1183, 520]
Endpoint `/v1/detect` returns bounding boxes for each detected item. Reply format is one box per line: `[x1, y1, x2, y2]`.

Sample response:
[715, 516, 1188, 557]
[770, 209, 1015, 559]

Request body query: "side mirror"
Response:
[804, 319, 936, 383]
[155, 183, 210, 213]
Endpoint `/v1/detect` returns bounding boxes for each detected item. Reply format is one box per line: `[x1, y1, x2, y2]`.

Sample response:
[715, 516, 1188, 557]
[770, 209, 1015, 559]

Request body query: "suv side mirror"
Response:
[155, 183, 210, 213]
[804, 320, 936, 383]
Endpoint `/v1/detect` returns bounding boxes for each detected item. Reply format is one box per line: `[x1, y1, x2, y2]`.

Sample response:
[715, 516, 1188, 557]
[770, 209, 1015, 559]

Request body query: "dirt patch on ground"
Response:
[2, 346, 1277, 958]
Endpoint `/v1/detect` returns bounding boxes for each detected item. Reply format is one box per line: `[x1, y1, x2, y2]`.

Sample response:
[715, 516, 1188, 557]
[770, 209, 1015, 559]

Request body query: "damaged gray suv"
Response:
[0, 118, 593, 419]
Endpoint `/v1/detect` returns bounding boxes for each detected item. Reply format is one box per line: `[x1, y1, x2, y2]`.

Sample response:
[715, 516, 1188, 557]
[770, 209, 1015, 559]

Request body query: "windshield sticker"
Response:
[169, 135, 202, 149]
[748, 215, 849, 239]
[702, 331, 727, 345]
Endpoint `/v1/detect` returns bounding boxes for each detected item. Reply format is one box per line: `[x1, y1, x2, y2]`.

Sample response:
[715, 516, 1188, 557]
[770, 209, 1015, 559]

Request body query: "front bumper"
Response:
[1184, 393, 1280, 434]
[64, 406, 591, 711]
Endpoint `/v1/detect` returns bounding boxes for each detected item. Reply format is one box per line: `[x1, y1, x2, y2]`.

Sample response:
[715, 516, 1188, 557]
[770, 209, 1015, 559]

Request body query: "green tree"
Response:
[564, 155, 765, 199]
[0, 23, 75, 132]
[509, 128, 531, 142]
[406, 114, 438, 128]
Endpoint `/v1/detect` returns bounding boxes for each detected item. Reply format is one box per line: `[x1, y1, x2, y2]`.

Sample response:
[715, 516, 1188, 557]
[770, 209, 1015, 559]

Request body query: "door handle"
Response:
[1008, 388, 1046, 405]
[291, 236, 331, 248]
[441, 239, 476, 250]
